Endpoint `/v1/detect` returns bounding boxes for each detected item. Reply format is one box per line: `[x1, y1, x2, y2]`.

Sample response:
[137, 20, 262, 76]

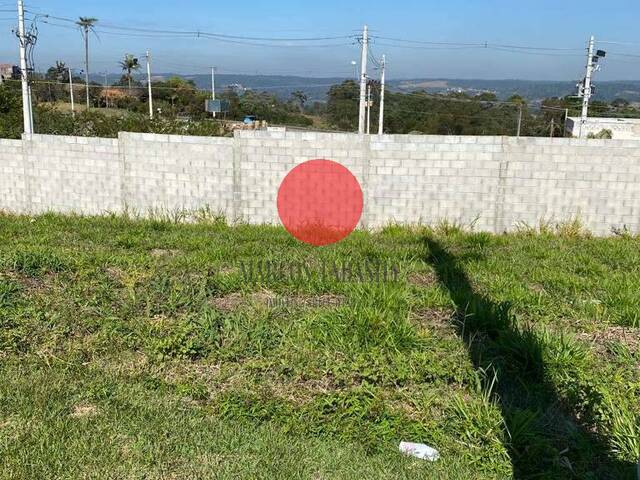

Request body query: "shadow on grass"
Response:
[423, 236, 635, 479]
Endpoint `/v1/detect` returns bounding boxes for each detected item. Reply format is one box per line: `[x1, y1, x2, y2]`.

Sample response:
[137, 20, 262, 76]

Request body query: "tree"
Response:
[611, 98, 630, 108]
[0, 84, 22, 139]
[46, 61, 69, 82]
[119, 54, 140, 91]
[476, 92, 498, 102]
[326, 80, 359, 131]
[76, 17, 98, 109]
[507, 94, 526, 105]
[290, 90, 308, 113]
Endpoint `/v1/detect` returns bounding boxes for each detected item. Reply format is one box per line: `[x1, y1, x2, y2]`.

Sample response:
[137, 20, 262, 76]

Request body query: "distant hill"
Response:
[93, 73, 640, 103]
[389, 78, 640, 103]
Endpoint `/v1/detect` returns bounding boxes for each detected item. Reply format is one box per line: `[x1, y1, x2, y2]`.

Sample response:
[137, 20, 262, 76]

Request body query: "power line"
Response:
[607, 52, 640, 59]
[26, 9, 357, 43]
[373, 42, 487, 51]
[598, 40, 640, 47]
[35, 18, 357, 48]
[371, 35, 584, 51]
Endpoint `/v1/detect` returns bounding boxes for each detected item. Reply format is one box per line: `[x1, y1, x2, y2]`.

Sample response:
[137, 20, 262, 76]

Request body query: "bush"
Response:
[587, 128, 613, 139]
[0, 85, 23, 139]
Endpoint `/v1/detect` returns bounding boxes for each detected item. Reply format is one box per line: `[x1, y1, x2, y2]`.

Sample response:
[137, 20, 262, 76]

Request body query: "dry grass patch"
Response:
[409, 307, 456, 335]
[407, 271, 437, 288]
[70, 403, 99, 418]
[210, 291, 346, 312]
[150, 248, 180, 258]
[577, 326, 639, 353]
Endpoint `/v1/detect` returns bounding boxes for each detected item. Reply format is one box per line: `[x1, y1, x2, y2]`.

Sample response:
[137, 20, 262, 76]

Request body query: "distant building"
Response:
[0, 63, 19, 82]
[226, 83, 245, 94]
[565, 116, 640, 140]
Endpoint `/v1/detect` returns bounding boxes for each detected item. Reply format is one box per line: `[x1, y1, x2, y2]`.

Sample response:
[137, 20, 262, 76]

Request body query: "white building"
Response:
[565, 116, 640, 140]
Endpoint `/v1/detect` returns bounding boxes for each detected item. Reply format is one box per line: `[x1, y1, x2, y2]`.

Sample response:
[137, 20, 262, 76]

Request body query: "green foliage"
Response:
[229, 90, 313, 126]
[2, 249, 69, 276]
[0, 213, 638, 478]
[0, 277, 21, 309]
[31, 105, 225, 138]
[0, 85, 22, 139]
[588, 128, 613, 139]
[326, 80, 359, 131]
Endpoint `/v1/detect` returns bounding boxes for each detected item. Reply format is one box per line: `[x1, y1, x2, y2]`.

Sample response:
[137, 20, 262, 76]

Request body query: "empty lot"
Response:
[0, 213, 638, 479]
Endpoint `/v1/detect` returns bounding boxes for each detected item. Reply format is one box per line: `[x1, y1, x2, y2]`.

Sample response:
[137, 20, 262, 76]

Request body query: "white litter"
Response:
[399, 441, 440, 461]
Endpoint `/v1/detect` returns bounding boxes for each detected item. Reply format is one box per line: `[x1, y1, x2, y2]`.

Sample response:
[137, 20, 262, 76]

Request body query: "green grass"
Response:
[0, 213, 638, 479]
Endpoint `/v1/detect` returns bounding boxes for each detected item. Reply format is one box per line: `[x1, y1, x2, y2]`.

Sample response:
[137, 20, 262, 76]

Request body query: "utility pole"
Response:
[366, 84, 371, 134]
[17, 0, 32, 134]
[83, 27, 89, 109]
[102, 71, 108, 108]
[378, 54, 386, 135]
[517, 105, 523, 137]
[68, 67, 75, 118]
[211, 66, 216, 118]
[550, 118, 554, 138]
[580, 35, 595, 138]
[146, 50, 153, 119]
[358, 24, 368, 134]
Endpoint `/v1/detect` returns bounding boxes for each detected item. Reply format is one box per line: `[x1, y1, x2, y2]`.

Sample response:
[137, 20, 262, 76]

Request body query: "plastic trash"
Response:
[399, 441, 440, 461]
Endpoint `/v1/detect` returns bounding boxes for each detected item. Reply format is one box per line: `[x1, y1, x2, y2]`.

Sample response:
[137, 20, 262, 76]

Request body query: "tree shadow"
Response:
[423, 235, 636, 479]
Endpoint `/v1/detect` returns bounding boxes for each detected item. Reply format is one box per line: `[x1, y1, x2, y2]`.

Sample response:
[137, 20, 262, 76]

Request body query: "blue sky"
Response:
[1, 0, 640, 80]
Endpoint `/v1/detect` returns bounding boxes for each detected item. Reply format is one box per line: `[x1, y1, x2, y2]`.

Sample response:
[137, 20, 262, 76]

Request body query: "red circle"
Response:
[277, 159, 363, 246]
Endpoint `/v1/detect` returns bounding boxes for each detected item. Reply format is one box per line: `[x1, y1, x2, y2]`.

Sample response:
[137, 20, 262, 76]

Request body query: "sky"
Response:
[1, 0, 640, 81]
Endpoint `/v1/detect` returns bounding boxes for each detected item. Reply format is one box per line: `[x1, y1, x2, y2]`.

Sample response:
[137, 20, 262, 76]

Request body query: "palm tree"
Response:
[119, 54, 140, 91]
[76, 16, 98, 109]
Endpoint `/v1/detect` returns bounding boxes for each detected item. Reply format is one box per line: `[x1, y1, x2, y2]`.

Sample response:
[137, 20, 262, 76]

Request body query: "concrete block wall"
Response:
[0, 138, 26, 211]
[367, 134, 502, 231]
[235, 130, 367, 225]
[0, 130, 639, 235]
[23, 134, 120, 214]
[119, 133, 234, 215]
[499, 137, 640, 234]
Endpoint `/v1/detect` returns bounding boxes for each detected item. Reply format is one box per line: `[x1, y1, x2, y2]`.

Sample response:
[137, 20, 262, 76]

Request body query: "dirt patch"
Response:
[210, 291, 345, 312]
[217, 265, 238, 276]
[577, 326, 639, 353]
[266, 293, 345, 309]
[105, 266, 125, 281]
[3, 271, 54, 293]
[98, 351, 149, 377]
[410, 307, 456, 333]
[408, 272, 437, 288]
[528, 283, 547, 294]
[150, 248, 179, 258]
[70, 403, 99, 418]
[210, 293, 245, 312]
[161, 361, 222, 384]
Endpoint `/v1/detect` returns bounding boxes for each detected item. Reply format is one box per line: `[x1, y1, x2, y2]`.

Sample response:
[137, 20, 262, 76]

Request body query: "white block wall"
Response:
[367, 135, 502, 231]
[235, 130, 367, 224]
[499, 137, 640, 234]
[23, 135, 120, 214]
[119, 133, 234, 215]
[1, 130, 639, 235]
[0, 138, 26, 211]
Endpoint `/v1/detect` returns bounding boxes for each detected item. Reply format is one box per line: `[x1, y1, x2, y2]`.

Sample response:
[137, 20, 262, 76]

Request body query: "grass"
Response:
[0, 213, 638, 479]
